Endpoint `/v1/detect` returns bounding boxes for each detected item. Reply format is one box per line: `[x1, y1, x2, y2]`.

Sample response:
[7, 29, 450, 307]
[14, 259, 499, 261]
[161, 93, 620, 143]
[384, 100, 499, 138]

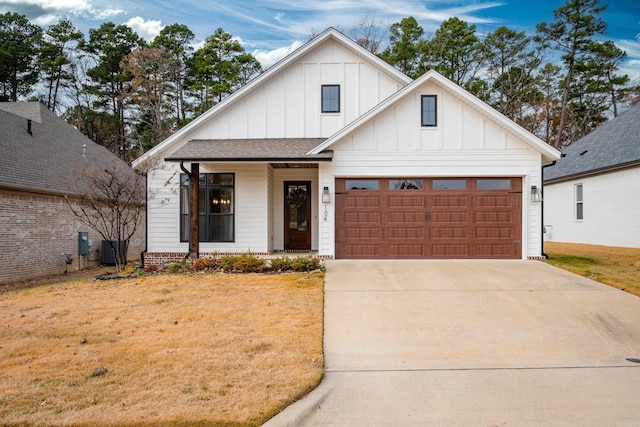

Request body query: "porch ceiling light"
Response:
[531, 185, 542, 203]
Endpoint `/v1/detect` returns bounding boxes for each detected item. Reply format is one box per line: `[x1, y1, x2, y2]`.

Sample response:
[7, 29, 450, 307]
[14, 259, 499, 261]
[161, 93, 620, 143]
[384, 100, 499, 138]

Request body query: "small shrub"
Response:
[192, 257, 219, 271]
[144, 264, 158, 273]
[168, 260, 188, 271]
[270, 256, 293, 272]
[121, 266, 135, 275]
[221, 254, 266, 273]
[290, 256, 321, 272]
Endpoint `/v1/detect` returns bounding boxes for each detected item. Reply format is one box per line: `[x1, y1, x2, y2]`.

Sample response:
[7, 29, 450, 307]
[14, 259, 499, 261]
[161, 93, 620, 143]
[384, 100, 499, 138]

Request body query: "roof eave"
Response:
[544, 160, 640, 184]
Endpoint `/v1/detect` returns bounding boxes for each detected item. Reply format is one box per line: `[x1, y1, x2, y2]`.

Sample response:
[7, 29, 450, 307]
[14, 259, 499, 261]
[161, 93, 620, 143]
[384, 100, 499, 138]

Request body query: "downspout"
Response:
[540, 160, 557, 259]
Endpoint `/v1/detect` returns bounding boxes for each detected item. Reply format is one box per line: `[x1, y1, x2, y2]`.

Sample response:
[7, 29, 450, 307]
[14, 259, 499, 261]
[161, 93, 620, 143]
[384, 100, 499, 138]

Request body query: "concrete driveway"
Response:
[266, 260, 640, 426]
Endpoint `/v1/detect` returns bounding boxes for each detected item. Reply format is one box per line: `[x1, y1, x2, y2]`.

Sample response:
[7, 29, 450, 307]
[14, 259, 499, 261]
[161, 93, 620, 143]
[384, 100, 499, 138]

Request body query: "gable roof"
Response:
[131, 27, 411, 168]
[309, 70, 561, 163]
[0, 102, 138, 196]
[544, 103, 640, 183]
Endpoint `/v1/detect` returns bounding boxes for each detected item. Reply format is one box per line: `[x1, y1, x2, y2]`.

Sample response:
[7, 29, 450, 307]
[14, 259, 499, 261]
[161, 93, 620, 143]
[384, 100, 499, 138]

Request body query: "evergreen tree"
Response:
[0, 12, 42, 101]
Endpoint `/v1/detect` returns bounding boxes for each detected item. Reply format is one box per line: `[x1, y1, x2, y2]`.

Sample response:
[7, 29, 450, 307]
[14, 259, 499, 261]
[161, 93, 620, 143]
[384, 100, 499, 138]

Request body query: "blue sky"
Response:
[1, 0, 638, 79]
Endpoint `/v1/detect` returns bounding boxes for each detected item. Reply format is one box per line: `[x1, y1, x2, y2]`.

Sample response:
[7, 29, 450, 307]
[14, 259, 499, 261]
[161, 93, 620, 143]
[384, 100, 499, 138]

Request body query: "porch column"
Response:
[189, 162, 200, 259]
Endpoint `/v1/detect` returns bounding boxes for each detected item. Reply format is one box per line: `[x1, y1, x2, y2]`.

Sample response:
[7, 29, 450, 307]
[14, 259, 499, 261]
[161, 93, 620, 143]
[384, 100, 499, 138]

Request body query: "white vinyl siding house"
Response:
[133, 28, 560, 264]
[544, 104, 640, 249]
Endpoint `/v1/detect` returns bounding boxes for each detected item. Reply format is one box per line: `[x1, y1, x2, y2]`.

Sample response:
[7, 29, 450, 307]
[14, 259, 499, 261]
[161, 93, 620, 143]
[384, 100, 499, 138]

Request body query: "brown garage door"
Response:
[335, 178, 522, 259]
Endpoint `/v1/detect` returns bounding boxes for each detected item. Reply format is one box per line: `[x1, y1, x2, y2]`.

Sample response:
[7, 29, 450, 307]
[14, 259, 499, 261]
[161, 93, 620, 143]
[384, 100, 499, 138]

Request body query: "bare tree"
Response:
[349, 13, 388, 54]
[65, 160, 145, 272]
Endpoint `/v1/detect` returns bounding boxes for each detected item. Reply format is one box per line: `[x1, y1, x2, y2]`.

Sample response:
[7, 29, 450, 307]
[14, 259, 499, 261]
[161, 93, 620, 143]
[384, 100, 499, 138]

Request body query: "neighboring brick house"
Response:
[0, 102, 145, 285]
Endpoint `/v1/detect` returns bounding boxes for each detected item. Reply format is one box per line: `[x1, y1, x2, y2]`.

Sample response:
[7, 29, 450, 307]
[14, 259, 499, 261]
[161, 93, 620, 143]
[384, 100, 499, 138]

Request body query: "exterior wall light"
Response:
[531, 185, 542, 202]
[322, 186, 331, 221]
[322, 186, 331, 204]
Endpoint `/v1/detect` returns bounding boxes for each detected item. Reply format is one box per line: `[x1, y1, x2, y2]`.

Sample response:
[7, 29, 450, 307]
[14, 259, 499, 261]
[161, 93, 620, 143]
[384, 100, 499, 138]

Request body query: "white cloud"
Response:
[124, 16, 164, 41]
[252, 41, 304, 68]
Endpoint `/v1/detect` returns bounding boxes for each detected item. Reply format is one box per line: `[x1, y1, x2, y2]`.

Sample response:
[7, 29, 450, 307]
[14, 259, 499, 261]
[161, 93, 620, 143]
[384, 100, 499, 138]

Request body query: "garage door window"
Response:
[477, 179, 511, 190]
[390, 179, 423, 190]
[433, 179, 467, 190]
[346, 180, 379, 190]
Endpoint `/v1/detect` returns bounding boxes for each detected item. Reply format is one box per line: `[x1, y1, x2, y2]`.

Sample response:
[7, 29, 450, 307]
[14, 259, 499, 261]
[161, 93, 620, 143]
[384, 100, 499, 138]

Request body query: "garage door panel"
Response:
[387, 227, 425, 239]
[432, 195, 470, 207]
[344, 227, 382, 239]
[388, 244, 425, 257]
[345, 195, 380, 208]
[475, 195, 513, 207]
[475, 227, 513, 239]
[344, 212, 381, 224]
[431, 212, 468, 223]
[475, 211, 513, 223]
[431, 227, 469, 239]
[335, 178, 521, 259]
[431, 244, 469, 257]
[475, 244, 518, 258]
[387, 195, 424, 207]
[387, 211, 425, 224]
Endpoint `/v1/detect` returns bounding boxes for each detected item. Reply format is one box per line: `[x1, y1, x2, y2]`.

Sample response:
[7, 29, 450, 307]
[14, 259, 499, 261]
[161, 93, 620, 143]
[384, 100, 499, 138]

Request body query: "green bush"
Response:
[167, 260, 188, 271]
[270, 256, 293, 272]
[221, 254, 266, 273]
[290, 256, 321, 272]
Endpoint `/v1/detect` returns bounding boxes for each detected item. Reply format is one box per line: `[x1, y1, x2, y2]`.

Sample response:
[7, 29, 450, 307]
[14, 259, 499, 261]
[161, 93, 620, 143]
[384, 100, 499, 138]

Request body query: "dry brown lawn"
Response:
[544, 242, 640, 297]
[0, 272, 324, 427]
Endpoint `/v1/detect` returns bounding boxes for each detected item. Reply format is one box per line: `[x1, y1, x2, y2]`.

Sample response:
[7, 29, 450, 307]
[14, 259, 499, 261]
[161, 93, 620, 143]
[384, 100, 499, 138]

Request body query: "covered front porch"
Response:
[142, 138, 333, 266]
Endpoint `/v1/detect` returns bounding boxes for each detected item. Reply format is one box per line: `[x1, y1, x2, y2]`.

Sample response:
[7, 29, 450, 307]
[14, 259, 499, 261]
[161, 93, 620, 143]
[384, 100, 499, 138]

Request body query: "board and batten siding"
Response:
[147, 163, 270, 253]
[544, 167, 640, 248]
[170, 41, 405, 142]
[317, 81, 545, 259]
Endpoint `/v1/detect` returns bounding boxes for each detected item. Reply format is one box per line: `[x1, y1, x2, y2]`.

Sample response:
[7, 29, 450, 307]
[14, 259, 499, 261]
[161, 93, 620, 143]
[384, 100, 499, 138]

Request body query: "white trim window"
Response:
[421, 95, 437, 127]
[575, 184, 583, 221]
[321, 84, 340, 113]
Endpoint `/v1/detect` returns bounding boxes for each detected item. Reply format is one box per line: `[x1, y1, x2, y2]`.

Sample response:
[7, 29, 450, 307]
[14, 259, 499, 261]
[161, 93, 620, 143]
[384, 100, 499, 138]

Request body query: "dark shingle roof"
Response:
[0, 102, 138, 196]
[164, 138, 333, 162]
[544, 104, 640, 183]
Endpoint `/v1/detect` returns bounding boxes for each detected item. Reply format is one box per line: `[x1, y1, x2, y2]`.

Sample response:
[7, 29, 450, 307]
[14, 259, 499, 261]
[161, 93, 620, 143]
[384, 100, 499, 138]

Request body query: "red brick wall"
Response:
[0, 188, 145, 285]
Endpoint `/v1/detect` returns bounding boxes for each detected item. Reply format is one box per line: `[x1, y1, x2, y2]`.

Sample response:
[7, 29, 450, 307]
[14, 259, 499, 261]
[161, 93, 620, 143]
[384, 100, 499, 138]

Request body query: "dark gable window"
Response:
[180, 173, 234, 242]
[321, 84, 340, 113]
[421, 95, 437, 127]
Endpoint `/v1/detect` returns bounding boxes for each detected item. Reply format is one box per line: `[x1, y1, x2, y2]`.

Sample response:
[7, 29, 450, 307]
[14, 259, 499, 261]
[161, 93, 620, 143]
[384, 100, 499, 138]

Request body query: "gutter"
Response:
[540, 160, 558, 259]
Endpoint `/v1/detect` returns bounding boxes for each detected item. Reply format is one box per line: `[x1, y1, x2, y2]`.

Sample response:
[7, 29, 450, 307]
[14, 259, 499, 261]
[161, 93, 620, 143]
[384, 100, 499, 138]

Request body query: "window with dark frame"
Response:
[421, 95, 437, 127]
[575, 184, 583, 221]
[321, 84, 340, 113]
[180, 173, 235, 242]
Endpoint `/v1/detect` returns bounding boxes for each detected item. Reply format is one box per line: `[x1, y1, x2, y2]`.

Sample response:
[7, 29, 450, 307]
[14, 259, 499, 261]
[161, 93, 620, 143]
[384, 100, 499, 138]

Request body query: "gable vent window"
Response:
[421, 95, 437, 127]
[321, 84, 340, 113]
[575, 184, 583, 221]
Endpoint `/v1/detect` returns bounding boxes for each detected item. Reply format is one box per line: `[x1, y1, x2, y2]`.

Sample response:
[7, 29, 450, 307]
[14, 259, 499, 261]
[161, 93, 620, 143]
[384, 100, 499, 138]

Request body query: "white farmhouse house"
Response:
[543, 103, 640, 248]
[132, 28, 560, 264]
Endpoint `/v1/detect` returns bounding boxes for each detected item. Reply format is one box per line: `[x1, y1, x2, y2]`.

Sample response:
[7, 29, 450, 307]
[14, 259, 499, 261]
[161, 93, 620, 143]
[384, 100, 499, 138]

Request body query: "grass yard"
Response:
[544, 242, 640, 297]
[0, 272, 324, 427]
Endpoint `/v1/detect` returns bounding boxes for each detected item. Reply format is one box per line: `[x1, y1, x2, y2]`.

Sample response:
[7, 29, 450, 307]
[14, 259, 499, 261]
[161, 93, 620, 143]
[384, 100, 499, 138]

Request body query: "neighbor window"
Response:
[575, 184, 583, 221]
[322, 85, 340, 113]
[421, 95, 437, 126]
[180, 173, 235, 242]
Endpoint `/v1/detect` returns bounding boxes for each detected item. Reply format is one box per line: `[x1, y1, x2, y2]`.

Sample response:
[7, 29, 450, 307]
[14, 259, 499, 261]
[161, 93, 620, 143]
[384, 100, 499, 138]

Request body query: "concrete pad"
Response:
[265, 260, 640, 426]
